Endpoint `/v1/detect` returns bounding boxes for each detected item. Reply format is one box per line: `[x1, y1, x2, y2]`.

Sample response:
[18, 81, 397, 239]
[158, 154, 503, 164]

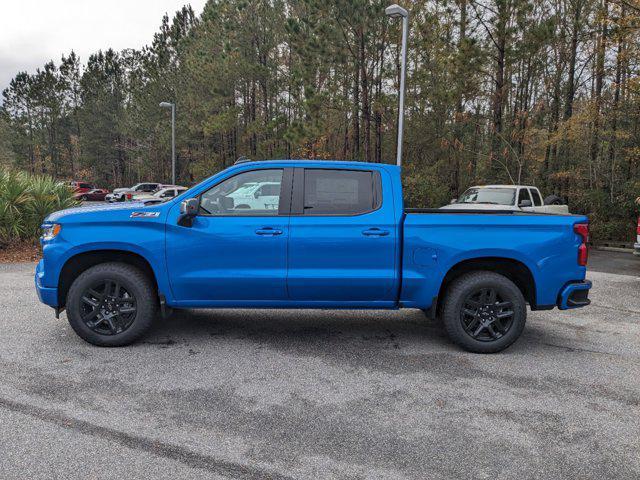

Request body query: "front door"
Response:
[166, 168, 291, 304]
[287, 167, 398, 303]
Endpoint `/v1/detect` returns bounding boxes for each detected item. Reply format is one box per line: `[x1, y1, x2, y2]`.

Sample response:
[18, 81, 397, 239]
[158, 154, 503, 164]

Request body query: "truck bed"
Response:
[399, 209, 588, 310]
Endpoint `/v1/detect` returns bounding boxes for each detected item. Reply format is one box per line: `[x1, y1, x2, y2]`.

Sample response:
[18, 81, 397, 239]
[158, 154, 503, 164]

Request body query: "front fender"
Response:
[41, 240, 172, 304]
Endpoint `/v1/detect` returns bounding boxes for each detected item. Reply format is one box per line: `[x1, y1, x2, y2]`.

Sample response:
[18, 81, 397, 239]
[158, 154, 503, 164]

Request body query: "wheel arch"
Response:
[58, 250, 159, 307]
[437, 257, 537, 314]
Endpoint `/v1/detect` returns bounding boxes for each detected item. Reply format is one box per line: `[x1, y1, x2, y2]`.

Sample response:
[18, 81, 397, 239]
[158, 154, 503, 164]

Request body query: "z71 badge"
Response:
[130, 211, 160, 218]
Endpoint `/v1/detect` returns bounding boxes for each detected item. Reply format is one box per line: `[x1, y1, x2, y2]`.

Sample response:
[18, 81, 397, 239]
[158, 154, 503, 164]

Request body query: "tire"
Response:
[441, 271, 526, 353]
[543, 194, 563, 206]
[66, 262, 158, 346]
[80, 195, 87, 201]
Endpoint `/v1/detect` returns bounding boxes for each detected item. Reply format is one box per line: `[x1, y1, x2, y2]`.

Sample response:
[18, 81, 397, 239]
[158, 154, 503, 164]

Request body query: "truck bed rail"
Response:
[405, 208, 521, 215]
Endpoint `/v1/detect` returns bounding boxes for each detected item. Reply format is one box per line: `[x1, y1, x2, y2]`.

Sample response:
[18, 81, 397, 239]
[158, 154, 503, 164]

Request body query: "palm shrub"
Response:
[0, 170, 78, 245]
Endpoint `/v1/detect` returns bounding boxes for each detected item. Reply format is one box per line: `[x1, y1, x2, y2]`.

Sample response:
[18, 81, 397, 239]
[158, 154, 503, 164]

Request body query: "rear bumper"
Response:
[35, 260, 58, 307]
[557, 280, 591, 310]
[634, 243, 640, 256]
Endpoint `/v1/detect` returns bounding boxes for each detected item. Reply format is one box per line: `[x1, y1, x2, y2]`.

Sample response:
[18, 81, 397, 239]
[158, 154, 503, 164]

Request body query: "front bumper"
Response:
[634, 243, 640, 256]
[558, 280, 591, 310]
[35, 260, 58, 307]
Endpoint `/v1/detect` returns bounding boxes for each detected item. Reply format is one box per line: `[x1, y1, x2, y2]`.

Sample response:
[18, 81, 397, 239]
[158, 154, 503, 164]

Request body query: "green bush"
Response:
[0, 170, 78, 244]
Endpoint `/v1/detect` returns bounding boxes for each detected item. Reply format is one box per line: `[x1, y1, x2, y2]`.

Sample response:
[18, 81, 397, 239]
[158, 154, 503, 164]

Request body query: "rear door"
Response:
[287, 167, 397, 303]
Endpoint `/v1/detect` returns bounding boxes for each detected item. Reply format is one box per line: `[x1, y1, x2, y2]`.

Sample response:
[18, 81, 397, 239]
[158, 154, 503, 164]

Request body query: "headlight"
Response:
[41, 224, 62, 241]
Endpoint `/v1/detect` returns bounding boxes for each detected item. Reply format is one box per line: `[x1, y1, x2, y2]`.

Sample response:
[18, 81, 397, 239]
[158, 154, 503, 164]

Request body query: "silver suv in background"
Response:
[105, 183, 162, 202]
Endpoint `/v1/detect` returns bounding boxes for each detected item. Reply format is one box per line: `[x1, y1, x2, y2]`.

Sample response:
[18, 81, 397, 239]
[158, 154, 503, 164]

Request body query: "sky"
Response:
[0, 0, 207, 94]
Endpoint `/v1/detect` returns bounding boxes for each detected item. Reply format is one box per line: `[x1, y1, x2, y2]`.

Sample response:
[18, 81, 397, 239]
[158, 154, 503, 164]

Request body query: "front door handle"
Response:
[255, 227, 283, 236]
[362, 228, 390, 237]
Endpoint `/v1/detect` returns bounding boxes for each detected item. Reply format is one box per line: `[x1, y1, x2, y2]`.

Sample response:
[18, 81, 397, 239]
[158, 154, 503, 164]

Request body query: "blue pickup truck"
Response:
[35, 160, 591, 353]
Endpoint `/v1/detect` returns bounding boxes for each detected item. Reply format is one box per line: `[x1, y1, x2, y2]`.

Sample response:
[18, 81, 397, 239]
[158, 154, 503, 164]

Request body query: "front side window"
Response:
[303, 169, 376, 215]
[200, 169, 283, 215]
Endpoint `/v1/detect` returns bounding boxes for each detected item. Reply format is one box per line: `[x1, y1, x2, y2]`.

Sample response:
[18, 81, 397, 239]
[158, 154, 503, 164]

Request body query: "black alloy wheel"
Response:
[441, 271, 526, 353]
[460, 287, 514, 342]
[66, 262, 157, 346]
[80, 280, 137, 335]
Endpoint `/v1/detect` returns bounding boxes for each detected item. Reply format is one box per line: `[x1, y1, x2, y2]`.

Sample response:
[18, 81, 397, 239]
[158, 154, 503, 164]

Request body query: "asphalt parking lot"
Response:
[1, 251, 639, 479]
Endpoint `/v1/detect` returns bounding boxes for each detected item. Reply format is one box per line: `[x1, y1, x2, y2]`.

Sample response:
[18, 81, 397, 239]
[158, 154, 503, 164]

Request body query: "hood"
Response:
[112, 187, 131, 194]
[44, 201, 154, 223]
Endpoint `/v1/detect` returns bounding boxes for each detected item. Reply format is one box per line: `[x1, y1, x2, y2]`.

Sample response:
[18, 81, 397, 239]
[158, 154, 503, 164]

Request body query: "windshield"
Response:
[457, 187, 516, 205]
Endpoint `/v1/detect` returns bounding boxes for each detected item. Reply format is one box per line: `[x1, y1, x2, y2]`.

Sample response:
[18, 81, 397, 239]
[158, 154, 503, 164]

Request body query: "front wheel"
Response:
[66, 262, 158, 346]
[441, 271, 526, 353]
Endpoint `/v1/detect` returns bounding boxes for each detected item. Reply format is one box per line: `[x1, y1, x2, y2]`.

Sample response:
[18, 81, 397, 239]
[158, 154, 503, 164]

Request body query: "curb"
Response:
[593, 246, 634, 253]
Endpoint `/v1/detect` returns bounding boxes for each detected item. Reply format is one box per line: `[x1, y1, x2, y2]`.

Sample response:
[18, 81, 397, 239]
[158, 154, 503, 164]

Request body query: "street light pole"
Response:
[159, 102, 176, 184]
[385, 4, 408, 167]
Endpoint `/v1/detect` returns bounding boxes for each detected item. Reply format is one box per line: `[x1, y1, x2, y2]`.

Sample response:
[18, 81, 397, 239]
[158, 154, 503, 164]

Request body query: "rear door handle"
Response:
[255, 227, 283, 236]
[362, 228, 389, 237]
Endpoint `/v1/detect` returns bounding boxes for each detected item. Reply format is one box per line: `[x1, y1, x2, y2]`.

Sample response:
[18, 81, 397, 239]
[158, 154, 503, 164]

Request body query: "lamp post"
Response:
[159, 101, 176, 185]
[385, 4, 408, 167]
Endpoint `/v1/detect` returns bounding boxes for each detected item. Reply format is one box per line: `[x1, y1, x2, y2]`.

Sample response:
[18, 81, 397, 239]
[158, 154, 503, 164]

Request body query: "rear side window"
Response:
[529, 189, 543, 206]
[517, 188, 531, 205]
[303, 169, 378, 215]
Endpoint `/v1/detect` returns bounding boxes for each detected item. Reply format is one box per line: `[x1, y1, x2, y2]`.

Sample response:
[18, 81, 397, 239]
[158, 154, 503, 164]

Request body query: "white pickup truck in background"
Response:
[441, 185, 570, 214]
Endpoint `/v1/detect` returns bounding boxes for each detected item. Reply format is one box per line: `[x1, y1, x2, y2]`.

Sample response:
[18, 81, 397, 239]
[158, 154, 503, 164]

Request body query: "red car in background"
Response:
[74, 188, 110, 201]
[635, 217, 639, 256]
[69, 181, 94, 194]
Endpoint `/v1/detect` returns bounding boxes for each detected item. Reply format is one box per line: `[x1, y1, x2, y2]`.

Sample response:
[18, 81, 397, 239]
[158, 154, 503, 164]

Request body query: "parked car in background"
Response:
[129, 186, 188, 203]
[223, 181, 281, 211]
[635, 217, 640, 256]
[442, 185, 569, 214]
[69, 181, 94, 194]
[106, 183, 162, 202]
[74, 188, 110, 201]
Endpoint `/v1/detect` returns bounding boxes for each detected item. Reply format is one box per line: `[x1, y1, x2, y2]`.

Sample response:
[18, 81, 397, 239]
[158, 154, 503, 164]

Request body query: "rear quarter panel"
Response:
[401, 213, 588, 309]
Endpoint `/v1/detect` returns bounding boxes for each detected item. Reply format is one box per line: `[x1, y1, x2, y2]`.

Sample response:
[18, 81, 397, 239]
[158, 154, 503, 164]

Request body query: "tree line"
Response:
[1, 0, 639, 240]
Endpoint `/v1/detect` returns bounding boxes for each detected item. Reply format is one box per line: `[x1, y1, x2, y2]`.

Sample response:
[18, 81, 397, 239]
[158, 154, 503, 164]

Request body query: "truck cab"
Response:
[36, 160, 591, 353]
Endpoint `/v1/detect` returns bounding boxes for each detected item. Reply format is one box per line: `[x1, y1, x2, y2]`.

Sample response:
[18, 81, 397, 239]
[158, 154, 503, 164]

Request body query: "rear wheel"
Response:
[441, 271, 526, 353]
[66, 262, 158, 346]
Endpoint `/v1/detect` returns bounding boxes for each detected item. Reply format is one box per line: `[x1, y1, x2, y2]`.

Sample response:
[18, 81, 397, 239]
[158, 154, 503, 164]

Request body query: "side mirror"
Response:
[180, 198, 199, 215]
[254, 191, 260, 199]
[519, 199, 532, 208]
[178, 198, 199, 227]
[450, 199, 457, 204]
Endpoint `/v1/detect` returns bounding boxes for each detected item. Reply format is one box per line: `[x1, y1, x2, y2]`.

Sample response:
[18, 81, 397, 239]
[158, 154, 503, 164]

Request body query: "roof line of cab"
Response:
[231, 159, 400, 170]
